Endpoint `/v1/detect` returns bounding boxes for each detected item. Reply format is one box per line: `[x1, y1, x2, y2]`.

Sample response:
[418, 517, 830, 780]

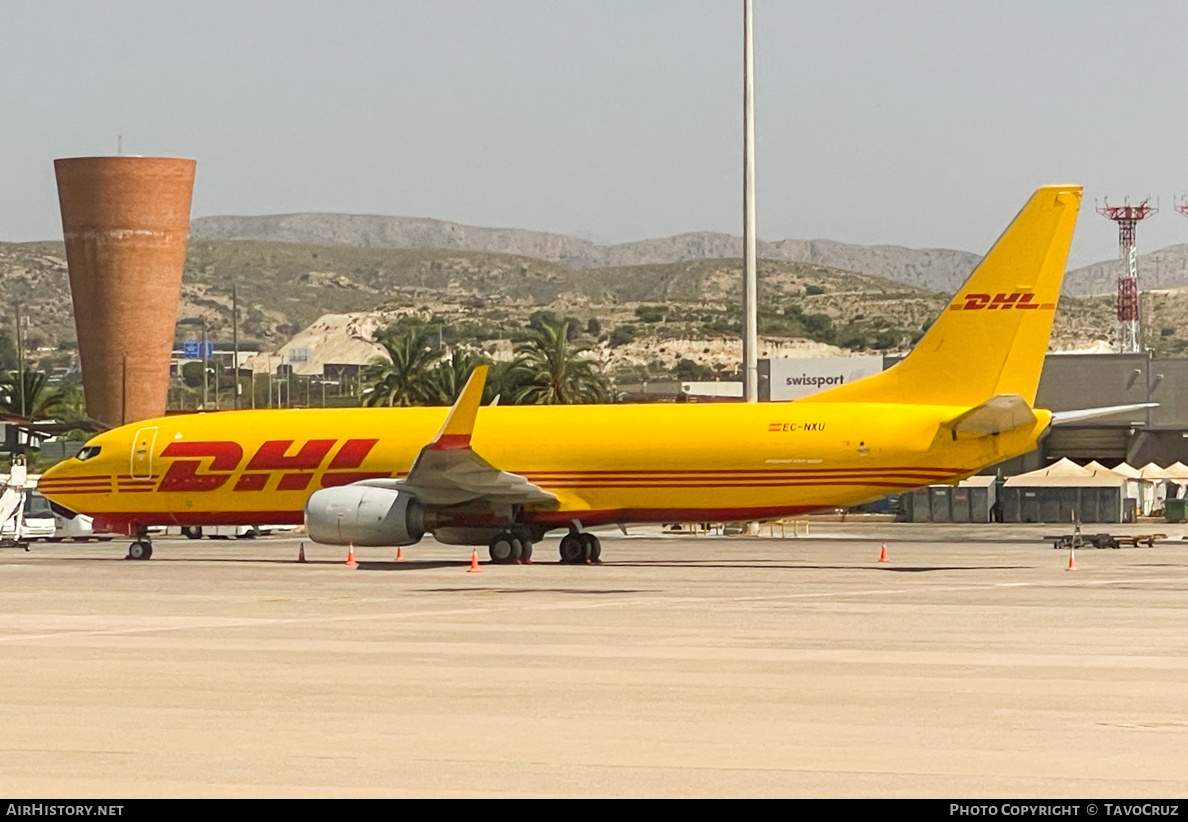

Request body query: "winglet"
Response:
[430, 365, 488, 450]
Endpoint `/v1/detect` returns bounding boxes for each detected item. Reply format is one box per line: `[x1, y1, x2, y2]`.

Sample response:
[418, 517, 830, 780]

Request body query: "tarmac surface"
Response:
[2, 522, 1187, 797]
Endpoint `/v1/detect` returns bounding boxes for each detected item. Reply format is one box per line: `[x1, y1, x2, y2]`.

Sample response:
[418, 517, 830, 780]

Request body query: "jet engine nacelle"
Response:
[304, 484, 425, 547]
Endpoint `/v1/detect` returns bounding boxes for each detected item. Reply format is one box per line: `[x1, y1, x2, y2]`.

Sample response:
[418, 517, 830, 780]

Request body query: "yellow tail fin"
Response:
[802, 185, 1082, 407]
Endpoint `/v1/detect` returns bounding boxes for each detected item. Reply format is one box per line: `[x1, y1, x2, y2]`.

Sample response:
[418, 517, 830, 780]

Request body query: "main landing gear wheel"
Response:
[559, 533, 584, 563]
[560, 532, 601, 563]
[127, 540, 153, 561]
[489, 532, 536, 564]
[488, 532, 525, 564]
[581, 533, 602, 563]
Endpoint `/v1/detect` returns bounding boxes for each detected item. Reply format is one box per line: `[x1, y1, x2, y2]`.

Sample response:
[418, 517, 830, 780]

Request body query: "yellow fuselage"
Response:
[38, 401, 1050, 534]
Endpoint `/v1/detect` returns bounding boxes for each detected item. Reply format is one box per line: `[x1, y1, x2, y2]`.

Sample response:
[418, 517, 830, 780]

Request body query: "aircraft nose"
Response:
[37, 447, 93, 501]
[39, 460, 63, 483]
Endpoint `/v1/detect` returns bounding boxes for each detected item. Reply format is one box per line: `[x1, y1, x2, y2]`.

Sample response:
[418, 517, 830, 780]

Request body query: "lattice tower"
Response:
[1096, 199, 1156, 353]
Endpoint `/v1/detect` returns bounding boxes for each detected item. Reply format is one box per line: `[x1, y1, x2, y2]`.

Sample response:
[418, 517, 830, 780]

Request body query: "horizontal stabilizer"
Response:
[944, 394, 1037, 436]
[1051, 403, 1157, 426]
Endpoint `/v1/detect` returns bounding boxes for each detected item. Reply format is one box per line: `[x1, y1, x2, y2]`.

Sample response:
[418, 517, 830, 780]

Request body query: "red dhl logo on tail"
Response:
[157, 438, 388, 493]
[948, 292, 1056, 311]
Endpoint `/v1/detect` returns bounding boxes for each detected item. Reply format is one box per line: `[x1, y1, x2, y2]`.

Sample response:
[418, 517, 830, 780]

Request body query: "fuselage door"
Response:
[131, 427, 158, 480]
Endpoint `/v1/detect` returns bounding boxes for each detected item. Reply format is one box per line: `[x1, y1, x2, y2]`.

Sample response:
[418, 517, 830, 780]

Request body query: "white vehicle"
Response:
[178, 524, 295, 540]
[48, 504, 116, 542]
[0, 460, 115, 544]
[0, 460, 52, 543]
[1, 488, 56, 541]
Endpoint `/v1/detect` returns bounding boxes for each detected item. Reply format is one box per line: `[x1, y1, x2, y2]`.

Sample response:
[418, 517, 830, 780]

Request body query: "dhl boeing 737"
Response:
[39, 185, 1138, 563]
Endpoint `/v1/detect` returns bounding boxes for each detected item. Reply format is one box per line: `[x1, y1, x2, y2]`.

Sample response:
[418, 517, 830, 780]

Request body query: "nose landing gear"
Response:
[127, 540, 153, 560]
[126, 526, 153, 560]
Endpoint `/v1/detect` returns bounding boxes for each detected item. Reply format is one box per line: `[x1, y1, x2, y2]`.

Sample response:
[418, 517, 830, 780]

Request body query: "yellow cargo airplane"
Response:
[41, 185, 1119, 563]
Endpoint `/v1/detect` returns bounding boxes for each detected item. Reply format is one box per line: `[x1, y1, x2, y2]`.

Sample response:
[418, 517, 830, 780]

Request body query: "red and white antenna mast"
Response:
[1097, 197, 1157, 353]
[1175, 196, 1188, 243]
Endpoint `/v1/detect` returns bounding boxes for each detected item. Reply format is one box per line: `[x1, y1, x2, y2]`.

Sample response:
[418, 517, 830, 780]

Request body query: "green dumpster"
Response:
[1164, 498, 1188, 523]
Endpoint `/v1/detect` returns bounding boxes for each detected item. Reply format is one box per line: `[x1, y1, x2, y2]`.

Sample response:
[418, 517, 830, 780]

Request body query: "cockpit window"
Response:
[76, 445, 102, 462]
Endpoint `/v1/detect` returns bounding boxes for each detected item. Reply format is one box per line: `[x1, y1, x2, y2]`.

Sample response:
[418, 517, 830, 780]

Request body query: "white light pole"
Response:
[742, 0, 759, 402]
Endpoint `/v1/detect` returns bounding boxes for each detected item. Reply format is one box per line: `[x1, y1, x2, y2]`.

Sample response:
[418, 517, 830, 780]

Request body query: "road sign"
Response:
[183, 341, 213, 359]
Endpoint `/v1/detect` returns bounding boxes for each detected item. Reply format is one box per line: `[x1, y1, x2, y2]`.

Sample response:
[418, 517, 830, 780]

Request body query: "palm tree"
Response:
[360, 328, 439, 407]
[426, 347, 495, 405]
[0, 370, 69, 419]
[505, 318, 610, 405]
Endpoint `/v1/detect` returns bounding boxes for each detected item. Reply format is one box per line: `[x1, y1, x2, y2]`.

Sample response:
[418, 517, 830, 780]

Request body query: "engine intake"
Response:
[304, 484, 425, 546]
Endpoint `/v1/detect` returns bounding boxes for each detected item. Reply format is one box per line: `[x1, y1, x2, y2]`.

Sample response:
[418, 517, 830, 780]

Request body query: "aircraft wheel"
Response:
[127, 541, 153, 560]
[581, 533, 602, 563]
[559, 533, 585, 564]
[489, 533, 518, 564]
[182, 526, 203, 540]
[519, 539, 534, 564]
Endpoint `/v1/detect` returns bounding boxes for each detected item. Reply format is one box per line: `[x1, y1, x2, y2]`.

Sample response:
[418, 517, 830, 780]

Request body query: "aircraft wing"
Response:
[361, 365, 557, 508]
[366, 448, 557, 507]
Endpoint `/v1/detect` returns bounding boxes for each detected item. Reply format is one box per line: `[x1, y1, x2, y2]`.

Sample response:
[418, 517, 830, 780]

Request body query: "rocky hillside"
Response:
[5, 238, 1188, 380]
[1064, 244, 1188, 296]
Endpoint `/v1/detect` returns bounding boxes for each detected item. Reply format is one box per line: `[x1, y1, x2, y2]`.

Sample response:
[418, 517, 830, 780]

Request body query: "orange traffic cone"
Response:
[297, 542, 307, 563]
[346, 543, 358, 568]
[467, 548, 481, 573]
[395, 546, 405, 561]
[1066, 545, 1077, 571]
[878, 542, 889, 563]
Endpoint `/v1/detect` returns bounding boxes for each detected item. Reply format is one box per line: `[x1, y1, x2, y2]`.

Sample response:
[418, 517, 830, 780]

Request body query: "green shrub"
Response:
[634, 305, 667, 323]
[609, 325, 638, 348]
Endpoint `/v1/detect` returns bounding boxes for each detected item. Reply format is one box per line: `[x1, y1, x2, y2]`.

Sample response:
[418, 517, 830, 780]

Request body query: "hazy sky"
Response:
[4, 1, 1188, 269]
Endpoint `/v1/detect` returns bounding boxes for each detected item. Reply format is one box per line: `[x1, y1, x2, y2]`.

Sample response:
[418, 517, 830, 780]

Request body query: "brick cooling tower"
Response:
[54, 156, 196, 427]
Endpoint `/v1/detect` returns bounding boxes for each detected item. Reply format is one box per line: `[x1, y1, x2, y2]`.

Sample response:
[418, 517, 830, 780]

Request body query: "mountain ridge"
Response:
[193, 211, 1188, 298]
[189, 213, 985, 293]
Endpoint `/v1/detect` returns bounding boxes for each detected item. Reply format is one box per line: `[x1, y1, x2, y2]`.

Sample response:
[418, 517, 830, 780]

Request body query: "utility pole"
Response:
[232, 282, 240, 410]
[13, 300, 25, 417]
[201, 316, 208, 409]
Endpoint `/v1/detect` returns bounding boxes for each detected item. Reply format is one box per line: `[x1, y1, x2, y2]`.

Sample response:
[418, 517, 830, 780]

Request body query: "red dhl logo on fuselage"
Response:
[948, 292, 1056, 311]
[156, 438, 389, 493]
